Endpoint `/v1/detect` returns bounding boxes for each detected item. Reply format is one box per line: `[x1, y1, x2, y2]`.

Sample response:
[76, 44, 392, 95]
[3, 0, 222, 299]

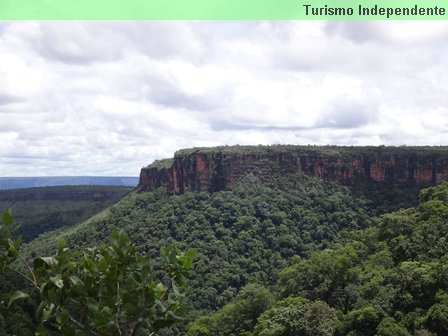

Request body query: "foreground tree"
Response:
[0, 209, 195, 335]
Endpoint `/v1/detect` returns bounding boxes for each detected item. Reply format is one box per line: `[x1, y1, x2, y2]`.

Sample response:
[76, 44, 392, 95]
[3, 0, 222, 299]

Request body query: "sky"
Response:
[0, 21, 447, 176]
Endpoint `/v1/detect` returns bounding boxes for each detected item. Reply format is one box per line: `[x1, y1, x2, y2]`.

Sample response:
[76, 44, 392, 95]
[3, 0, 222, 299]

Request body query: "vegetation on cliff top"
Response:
[173, 144, 448, 158]
[147, 158, 174, 169]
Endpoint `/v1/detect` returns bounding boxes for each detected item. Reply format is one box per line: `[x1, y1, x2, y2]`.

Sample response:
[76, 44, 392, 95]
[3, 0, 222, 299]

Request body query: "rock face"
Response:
[139, 146, 448, 193]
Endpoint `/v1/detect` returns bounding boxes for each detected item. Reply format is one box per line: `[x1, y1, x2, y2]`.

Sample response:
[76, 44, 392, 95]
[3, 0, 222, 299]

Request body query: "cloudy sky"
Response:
[1, 21, 447, 176]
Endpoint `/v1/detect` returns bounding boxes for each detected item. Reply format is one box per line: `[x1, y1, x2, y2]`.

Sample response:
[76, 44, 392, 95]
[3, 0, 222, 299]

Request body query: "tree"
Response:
[376, 317, 410, 336]
[302, 301, 337, 336]
[253, 296, 310, 336]
[186, 284, 274, 336]
[339, 306, 384, 336]
[0, 209, 195, 335]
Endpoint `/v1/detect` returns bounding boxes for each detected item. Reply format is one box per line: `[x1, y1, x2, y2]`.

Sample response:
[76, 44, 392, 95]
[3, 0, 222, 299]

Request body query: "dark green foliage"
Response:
[6, 156, 448, 335]
[1, 211, 195, 336]
[31, 232, 194, 335]
[26, 172, 371, 316]
[0, 186, 131, 242]
[188, 182, 448, 336]
[351, 183, 421, 215]
[0, 209, 23, 270]
[339, 306, 385, 336]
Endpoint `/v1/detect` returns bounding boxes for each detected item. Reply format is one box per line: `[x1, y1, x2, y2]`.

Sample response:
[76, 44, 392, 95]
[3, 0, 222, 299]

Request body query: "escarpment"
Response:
[139, 146, 448, 193]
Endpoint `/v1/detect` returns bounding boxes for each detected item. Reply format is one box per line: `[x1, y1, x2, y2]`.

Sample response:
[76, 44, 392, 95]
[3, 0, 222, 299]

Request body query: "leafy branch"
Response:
[1, 209, 195, 335]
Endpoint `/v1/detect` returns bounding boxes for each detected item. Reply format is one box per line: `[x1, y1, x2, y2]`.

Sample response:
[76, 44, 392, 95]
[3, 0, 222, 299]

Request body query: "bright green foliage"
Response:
[423, 292, 448, 335]
[278, 244, 363, 308]
[1, 210, 195, 336]
[254, 296, 310, 336]
[0, 209, 22, 270]
[376, 317, 410, 336]
[253, 297, 337, 336]
[188, 294, 337, 336]
[186, 284, 274, 336]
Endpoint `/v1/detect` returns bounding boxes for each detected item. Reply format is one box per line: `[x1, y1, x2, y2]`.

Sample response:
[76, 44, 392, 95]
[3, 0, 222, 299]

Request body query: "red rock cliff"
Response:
[139, 146, 448, 193]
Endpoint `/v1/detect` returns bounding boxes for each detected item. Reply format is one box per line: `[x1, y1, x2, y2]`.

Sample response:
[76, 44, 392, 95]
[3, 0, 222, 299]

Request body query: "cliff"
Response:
[139, 145, 448, 193]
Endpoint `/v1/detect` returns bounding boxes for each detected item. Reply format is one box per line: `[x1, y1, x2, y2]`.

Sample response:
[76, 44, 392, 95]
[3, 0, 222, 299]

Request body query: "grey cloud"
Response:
[208, 120, 255, 131]
[325, 22, 384, 43]
[317, 99, 377, 129]
[151, 90, 220, 112]
[209, 98, 377, 132]
[0, 94, 23, 105]
[326, 21, 448, 46]
[29, 22, 206, 65]
[145, 76, 229, 112]
[32, 23, 123, 64]
[0, 21, 447, 176]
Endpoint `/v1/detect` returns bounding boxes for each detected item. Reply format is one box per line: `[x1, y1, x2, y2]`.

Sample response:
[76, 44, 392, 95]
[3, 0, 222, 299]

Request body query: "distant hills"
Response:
[0, 185, 133, 242]
[0, 176, 139, 190]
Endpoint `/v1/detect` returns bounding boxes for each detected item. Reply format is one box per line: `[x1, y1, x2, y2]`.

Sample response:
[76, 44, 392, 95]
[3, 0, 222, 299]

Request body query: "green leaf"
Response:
[172, 280, 180, 297]
[2, 210, 13, 225]
[86, 297, 99, 313]
[69, 275, 84, 287]
[97, 256, 108, 272]
[178, 250, 195, 269]
[56, 237, 67, 251]
[50, 275, 64, 289]
[8, 290, 29, 307]
[34, 256, 58, 269]
[41, 305, 54, 323]
[154, 283, 165, 299]
[7, 239, 18, 258]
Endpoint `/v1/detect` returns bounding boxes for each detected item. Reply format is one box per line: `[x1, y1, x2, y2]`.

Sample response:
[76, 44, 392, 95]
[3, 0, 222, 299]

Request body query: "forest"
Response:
[1, 152, 447, 335]
[0, 186, 132, 242]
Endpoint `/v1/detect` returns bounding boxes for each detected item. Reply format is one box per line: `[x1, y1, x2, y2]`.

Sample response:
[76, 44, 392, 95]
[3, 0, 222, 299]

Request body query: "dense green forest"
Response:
[0, 186, 132, 242]
[23, 170, 375, 312]
[1, 159, 447, 335]
[187, 181, 448, 336]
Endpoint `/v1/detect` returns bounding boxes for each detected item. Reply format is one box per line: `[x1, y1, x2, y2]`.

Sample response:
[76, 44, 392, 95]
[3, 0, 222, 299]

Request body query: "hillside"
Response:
[188, 181, 448, 336]
[6, 145, 448, 335]
[24, 166, 373, 312]
[0, 186, 132, 242]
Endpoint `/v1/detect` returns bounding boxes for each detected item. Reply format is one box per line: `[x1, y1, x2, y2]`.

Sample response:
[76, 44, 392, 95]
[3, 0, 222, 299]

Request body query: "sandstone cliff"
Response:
[139, 146, 448, 193]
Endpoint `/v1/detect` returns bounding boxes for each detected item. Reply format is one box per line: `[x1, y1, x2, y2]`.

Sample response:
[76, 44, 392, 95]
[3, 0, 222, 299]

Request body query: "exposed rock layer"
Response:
[139, 146, 448, 193]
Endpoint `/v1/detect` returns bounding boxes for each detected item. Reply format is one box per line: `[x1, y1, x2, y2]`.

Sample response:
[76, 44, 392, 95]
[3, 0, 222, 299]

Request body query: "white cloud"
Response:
[0, 21, 447, 176]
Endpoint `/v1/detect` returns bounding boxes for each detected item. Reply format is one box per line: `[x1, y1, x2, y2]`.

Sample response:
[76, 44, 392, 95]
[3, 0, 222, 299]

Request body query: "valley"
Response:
[2, 145, 448, 335]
